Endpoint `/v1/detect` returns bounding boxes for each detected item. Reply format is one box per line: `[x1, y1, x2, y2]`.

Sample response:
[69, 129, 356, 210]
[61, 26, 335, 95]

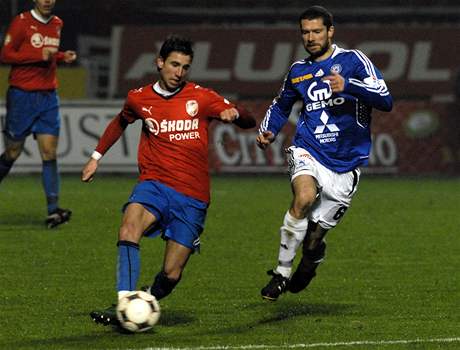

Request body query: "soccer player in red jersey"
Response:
[0, 0, 77, 228]
[82, 35, 256, 327]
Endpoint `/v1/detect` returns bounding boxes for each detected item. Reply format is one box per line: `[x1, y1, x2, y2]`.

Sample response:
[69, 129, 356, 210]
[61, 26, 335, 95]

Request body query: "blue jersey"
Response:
[259, 45, 393, 173]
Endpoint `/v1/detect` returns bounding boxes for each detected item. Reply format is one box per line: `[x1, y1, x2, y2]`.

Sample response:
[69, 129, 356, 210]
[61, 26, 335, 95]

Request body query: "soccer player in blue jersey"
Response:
[257, 5, 393, 301]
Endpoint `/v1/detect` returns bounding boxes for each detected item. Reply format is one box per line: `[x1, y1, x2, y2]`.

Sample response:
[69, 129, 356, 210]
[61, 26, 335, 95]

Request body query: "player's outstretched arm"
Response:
[256, 131, 275, 150]
[233, 105, 256, 129]
[81, 158, 98, 182]
[218, 106, 256, 129]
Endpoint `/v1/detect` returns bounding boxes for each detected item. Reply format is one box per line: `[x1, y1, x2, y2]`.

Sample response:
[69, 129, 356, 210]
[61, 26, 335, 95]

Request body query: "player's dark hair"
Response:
[159, 35, 194, 61]
[299, 6, 334, 29]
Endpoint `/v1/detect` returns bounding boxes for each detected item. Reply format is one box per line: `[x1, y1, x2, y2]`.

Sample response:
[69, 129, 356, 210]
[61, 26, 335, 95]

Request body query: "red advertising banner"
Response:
[113, 26, 459, 99]
[207, 100, 460, 175]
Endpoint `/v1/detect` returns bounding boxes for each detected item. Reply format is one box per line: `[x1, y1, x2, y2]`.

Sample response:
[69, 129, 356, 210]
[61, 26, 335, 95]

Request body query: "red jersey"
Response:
[117, 82, 235, 203]
[0, 10, 65, 91]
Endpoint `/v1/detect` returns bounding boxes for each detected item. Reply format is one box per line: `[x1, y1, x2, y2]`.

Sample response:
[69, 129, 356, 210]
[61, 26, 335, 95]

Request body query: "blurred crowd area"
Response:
[0, 1, 459, 175]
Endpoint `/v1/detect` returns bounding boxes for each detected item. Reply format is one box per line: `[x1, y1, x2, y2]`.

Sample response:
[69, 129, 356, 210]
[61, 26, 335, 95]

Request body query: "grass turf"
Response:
[0, 175, 459, 350]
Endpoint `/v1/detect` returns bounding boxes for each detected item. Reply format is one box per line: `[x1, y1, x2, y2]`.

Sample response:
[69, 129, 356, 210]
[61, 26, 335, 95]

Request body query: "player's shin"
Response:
[275, 210, 309, 278]
[0, 153, 15, 182]
[116, 240, 140, 299]
[289, 239, 326, 293]
[42, 159, 60, 214]
[149, 271, 181, 300]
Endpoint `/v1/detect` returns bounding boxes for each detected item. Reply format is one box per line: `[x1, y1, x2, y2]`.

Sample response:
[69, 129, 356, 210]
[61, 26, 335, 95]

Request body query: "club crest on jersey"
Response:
[186, 100, 199, 117]
[330, 64, 342, 74]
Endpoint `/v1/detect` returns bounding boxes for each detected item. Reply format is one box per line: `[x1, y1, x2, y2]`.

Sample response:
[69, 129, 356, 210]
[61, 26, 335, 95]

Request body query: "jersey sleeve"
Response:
[0, 15, 44, 64]
[119, 92, 139, 123]
[94, 94, 137, 156]
[258, 69, 300, 136]
[344, 50, 393, 112]
[202, 88, 235, 116]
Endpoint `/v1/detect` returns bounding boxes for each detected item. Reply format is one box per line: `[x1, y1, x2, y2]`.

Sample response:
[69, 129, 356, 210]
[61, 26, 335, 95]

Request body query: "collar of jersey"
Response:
[307, 44, 338, 64]
[31, 9, 54, 24]
[152, 81, 185, 99]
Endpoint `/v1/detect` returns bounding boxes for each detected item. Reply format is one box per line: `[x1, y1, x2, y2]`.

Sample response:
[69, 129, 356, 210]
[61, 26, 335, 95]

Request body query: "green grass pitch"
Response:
[0, 175, 459, 350]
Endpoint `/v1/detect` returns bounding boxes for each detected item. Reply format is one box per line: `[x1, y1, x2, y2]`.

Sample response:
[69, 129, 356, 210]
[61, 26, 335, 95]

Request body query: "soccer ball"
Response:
[116, 291, 161, 332]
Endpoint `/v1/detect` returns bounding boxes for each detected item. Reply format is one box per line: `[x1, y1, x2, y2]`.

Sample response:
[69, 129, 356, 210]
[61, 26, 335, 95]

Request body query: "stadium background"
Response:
[0, 0, 459, 176]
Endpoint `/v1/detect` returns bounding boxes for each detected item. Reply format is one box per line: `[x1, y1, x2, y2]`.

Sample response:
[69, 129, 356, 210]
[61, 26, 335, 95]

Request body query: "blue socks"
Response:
[0, 153, 14, 183]
[117, 240, 140, 292]
[42, 159, 60, 214]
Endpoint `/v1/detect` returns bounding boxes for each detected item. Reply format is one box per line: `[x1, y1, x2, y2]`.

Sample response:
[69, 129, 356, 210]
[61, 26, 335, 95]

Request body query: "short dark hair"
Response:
[299, 6, 334, 29]
[159, 35, 194, 61]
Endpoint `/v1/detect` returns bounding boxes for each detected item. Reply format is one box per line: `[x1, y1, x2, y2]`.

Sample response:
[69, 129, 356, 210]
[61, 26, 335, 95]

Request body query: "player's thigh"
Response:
[120, 203, 157, 242]
[291, 174, 318, 210]
[36, 134, 58, 160]
[309, 169, 360, 229]
[4, 88, 38, 140]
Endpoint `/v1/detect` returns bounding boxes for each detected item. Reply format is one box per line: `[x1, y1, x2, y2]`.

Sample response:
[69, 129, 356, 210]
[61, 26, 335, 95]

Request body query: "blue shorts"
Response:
[4, 87, 60, 141]
[124, 180, 208, 251]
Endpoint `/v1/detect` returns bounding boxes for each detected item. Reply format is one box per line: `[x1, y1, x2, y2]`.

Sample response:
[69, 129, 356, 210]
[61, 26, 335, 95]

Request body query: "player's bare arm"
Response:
[256, 130, 275, 150]
[81, 158, 99, 182]
[322, 71, 345, 93]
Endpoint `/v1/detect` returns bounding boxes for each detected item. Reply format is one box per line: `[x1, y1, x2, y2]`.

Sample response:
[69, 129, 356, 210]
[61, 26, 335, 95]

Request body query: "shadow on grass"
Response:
[2, 309, 196, 350]
[186, 299, 355, 339]
[0, 213, 43, 227]
[253, 300, 354, 324]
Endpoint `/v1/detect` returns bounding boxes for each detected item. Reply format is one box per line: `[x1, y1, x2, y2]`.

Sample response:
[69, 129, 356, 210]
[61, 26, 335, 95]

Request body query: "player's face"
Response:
[34, 0, 56, 17]
[157, 52, 192, 91]
[300, 18, 334, 60]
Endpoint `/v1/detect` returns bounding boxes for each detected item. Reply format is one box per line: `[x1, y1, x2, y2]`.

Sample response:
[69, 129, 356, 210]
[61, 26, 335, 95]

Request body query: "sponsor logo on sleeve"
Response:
[291, 73, 313, 84]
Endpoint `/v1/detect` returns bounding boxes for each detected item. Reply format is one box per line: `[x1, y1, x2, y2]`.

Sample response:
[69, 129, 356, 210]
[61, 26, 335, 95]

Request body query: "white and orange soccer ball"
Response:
[116, 291, 161, 332]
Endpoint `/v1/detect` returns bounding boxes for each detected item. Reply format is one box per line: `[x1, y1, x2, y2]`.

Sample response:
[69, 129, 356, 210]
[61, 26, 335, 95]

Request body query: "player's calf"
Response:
[143, 271, 180, 300]
[289, 241, 326, 293]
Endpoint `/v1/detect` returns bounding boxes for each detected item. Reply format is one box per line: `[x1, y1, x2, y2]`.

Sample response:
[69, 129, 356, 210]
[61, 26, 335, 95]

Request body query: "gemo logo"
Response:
[307, 81, 332, 101]
[30, 33, 60, 48]
[306, 80, 345, 112]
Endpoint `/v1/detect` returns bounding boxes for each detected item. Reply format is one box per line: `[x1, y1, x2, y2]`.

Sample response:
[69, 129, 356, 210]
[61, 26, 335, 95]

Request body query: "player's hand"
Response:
[323, 71, 345, 93]
[81, 158, 99, 182]
[42, 47, 58, 61]
[63, 50, 77, 63]
[219, 108, 239, 123]
[256, 131, 275, 150]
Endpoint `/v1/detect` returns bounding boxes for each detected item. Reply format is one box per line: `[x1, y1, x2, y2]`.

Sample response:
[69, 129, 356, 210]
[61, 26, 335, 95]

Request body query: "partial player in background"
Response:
[0, 0, 76, 228]
[257, 5, 393, 301]
[82, 35, 256, 327]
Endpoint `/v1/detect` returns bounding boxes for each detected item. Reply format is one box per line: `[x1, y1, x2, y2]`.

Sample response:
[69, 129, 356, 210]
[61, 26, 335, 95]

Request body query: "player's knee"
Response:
[118, 222, 142, 243]
[4, 147, 22, 161]
[292, 193, 316, 217]
[40, 149, 57, 161]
